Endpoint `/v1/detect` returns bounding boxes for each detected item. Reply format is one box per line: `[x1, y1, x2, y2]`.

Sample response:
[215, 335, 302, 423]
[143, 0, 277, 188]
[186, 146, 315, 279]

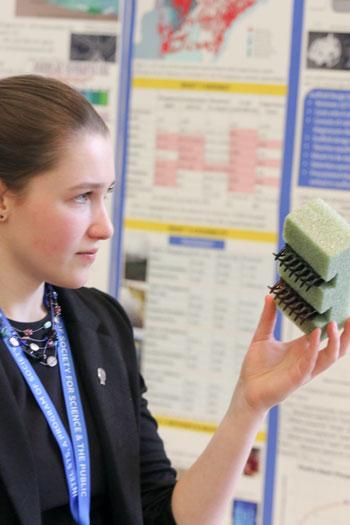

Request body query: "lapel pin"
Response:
[97, 368, 107, 386]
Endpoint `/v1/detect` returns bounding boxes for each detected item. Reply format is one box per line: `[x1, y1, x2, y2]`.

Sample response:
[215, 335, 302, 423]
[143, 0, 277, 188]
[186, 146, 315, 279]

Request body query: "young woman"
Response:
[0, 74, 349, 525]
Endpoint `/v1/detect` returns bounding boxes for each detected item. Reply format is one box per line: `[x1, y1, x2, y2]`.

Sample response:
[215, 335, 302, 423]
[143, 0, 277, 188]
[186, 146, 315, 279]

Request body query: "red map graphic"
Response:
[159, 0, 258, 55]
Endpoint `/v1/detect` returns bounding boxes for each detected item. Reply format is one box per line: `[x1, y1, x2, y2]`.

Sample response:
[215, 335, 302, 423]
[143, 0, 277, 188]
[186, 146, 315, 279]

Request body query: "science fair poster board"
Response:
[116, 1, 350, 524]
[117, 1, 293, 523]
[272, 1, 350, 524]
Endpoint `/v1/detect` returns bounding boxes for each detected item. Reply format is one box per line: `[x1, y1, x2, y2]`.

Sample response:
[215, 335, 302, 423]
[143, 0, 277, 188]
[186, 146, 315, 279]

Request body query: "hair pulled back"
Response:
[0, 74, 109, 192]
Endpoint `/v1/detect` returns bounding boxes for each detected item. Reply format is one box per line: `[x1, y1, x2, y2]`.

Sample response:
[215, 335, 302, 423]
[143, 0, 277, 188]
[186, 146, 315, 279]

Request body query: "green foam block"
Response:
[270, 198, 350, 336]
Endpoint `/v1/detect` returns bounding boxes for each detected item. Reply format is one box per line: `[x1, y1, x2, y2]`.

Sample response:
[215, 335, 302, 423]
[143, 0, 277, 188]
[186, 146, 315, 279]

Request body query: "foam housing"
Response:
[270, 199, 350, 335]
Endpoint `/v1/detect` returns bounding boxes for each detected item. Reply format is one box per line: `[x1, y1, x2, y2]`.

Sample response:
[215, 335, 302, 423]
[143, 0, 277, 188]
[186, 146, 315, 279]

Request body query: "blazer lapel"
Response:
[58, 289, 138, 446]
[67, 325, 138, 446]
[58, 289, 142, 523]
[0, 342, 41, 525]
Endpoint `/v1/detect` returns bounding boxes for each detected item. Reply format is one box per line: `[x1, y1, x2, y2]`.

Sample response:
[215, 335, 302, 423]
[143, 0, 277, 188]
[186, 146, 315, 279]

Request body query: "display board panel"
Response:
[273, 2, 350, 524]
[118, 1, 294, 522]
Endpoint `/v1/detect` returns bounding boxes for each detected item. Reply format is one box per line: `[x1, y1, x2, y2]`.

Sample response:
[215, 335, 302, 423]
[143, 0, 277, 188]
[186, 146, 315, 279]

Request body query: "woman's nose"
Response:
[89, 205, 114, 240]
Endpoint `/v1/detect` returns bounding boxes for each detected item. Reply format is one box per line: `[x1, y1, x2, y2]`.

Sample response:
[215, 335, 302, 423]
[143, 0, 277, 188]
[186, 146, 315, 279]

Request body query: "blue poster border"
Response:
[109, 0, 136, 297]
[262, 2, 305, 524]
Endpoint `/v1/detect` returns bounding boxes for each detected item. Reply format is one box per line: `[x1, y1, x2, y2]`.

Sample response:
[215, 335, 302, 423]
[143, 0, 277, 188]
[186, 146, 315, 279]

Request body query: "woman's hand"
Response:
[233, 295, 350, 415]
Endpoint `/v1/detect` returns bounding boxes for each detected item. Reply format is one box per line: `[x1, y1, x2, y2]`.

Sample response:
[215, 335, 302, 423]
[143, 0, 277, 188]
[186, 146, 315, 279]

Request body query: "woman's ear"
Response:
[0, 181, 10, 221]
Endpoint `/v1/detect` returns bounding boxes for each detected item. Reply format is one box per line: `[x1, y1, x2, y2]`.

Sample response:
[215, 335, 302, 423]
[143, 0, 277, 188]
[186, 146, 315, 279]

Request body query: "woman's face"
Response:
[0, 132, 115, 289]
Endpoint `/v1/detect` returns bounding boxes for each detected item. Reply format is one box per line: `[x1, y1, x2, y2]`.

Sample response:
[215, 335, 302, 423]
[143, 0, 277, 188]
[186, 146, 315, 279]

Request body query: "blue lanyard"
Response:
[0, 293, 91, 525]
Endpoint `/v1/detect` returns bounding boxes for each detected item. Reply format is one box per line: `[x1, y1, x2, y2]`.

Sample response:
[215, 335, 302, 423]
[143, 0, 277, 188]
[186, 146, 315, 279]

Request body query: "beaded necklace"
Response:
[0, 287, 61, 367]
[0, 284, 91, 523]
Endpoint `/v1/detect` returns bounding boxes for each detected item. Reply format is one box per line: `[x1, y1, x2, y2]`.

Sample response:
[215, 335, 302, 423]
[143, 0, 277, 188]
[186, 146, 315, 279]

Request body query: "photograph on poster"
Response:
[119, 283, 146, 330]
[332, 0, 350, 12]
[307, 32, 350, 70]
[124, 253, 148, 282]
[243, 447, 261, 477]
[70, 34, 117, 62]
[135, 0, 257, 60]
[16, 0, 118, 20]
[124, 232, 149, 282]
[133, 0, 291, 84]
[233, 499, 258, 525]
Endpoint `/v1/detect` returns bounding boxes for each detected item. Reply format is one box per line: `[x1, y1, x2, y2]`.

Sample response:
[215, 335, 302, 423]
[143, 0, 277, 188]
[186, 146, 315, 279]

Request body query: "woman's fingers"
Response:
[251, 295, 276, 344]
[294, 318, 350, 382]
[339, 317, 350, 358]
[306, 326, 321, 358]
[311, 321, 340, 378]
[297, 327, 320, 379]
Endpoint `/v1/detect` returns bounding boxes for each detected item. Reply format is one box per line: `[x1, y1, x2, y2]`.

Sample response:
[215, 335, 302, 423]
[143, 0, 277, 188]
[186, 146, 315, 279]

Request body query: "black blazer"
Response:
[0, 287, 176, 524]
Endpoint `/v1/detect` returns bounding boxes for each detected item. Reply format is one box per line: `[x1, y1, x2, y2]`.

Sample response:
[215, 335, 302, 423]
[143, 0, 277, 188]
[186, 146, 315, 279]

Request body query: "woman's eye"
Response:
[74, 192, 90, 203]
[104, 186, 115, 200]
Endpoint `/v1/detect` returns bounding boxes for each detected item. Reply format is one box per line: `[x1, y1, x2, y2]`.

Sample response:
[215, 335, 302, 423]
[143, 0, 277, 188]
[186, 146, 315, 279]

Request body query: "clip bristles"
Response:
[269, 279, 318, 325]
[273, 245, 324, 291]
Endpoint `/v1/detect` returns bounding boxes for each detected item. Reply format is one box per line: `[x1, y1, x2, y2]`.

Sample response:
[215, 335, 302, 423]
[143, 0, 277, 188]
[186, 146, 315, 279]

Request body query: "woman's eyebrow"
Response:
[68, 180, 116, 190]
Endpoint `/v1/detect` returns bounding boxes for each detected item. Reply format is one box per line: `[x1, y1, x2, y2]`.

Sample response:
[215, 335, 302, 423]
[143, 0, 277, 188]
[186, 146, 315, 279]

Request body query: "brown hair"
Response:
[0, 74, 109, 192]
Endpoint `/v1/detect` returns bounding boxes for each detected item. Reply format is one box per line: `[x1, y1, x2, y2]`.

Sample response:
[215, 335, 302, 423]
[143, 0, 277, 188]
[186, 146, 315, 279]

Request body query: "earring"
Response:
[0, 214, 5, 221]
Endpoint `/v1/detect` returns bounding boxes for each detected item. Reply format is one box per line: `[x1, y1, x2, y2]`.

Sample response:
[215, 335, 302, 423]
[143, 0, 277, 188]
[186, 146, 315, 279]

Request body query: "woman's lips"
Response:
[76, 250, 98, 261]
